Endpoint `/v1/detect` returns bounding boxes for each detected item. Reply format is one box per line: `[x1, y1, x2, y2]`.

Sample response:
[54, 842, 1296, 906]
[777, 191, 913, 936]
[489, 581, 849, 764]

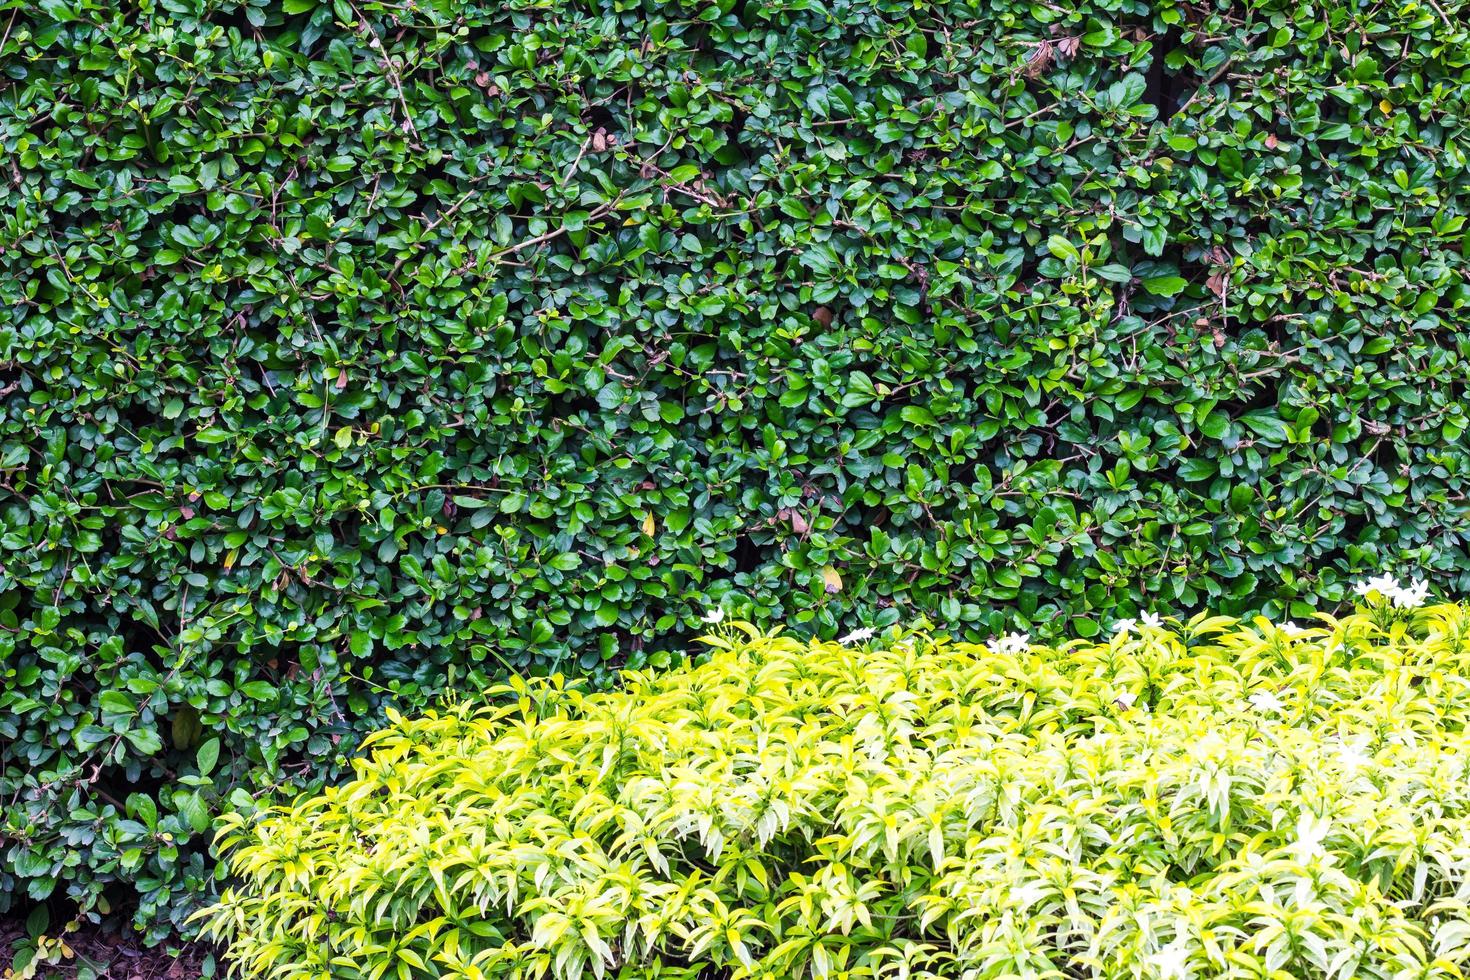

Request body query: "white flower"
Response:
[1333, 735, 1373, 775]
[1391, 577, 1430, 609]
[1114, 690, 1137, 709]
[1113, 618, 1137, 636]
[1287, 812, 1332, 864]
[1355, 573, 1432, 609]
[838, 626, 875, 645]
[702, 607, 725, 625]
[1248, 690, 1284, 713]
[1148, 940, 1192, 980]
[1140, 611, 1163, 629]
[1279, 620, 1307, 636]
[1354, 573, 1399, 599]
[986, 631, 1030, 655]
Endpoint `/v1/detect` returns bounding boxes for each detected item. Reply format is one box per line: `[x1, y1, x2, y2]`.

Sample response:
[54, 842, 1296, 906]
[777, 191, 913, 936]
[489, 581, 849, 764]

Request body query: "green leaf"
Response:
[125, 728, 163, 755]
[1047, 235, 1080, 263]
[175, 792, 210, 833]
[1177, 458, 1217, 481]
[1199, 411, 1229, 440]
[237, 681, 276, 702]
[100, 692, 137, 715]
[1240, 412, 1292, 443]
[900, 405, 937, 426]
[197, 738, 220, 776]
[1141, 275, 1188, 296]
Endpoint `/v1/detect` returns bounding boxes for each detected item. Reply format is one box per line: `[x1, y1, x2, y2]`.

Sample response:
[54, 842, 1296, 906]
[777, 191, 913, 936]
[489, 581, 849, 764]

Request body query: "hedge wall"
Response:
[4, 0, 1470, 941]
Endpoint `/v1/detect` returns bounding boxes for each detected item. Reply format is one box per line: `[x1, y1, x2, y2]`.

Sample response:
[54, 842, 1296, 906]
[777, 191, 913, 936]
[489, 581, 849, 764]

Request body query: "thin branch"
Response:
[1176, 58, 1235, 118]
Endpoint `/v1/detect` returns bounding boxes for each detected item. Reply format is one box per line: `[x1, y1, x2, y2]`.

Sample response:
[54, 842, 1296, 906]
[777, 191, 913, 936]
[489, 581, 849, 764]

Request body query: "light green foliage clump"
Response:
[205, 602, 1470, 978]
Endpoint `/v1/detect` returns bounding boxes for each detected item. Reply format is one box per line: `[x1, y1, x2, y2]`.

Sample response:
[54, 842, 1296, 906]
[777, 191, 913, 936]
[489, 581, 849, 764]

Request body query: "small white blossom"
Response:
[1114, 690, 1137, 709]
[1392, 577, 1430, 609]
[1287, 812, 1332, 864]
[1248, 690, 1284, 713]
[1140, 611, 1163, 629]
[702, 607, 725, 626]
[986, 631, 1030, 655]
[1279, 620, 1307, 637]
[838, 626, 876, 645]
[1148, 940, 1192, 980]
[1332, 735, 1374, 775]
[1113, 618, 1137, 636]
[1354, 573, 1400, 599]
[1355, 573, 1432, 609]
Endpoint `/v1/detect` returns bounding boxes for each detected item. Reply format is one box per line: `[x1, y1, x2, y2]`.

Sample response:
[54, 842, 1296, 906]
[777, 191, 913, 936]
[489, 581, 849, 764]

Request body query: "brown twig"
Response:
[1175, 58, 1235, 118]
[559, 135, 592, 188]
[491, 195, 624, 260]
[349, 1, 421, 144]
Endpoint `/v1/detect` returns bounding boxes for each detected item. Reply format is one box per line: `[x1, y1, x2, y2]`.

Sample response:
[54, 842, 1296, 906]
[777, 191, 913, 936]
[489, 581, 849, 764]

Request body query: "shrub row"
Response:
[203, 594, 1470, 979]
[4, 0, 1470, 937]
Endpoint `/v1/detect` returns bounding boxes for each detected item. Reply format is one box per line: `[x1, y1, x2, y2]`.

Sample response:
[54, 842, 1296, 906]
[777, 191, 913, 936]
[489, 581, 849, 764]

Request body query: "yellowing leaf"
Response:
[821, 565, 842, 593]
[642, 512, 656, 536]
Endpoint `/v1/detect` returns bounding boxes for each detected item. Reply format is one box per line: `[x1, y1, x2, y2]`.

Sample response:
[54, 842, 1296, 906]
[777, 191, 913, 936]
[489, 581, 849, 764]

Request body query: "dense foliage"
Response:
[5, 0, 1470, 938]
[203, 593, 1470, 979]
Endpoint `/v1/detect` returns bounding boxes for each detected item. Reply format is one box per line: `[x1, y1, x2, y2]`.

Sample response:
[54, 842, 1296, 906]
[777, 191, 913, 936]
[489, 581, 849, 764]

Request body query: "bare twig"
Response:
[1176, 58, 1235, 118]
[491, 196, 623, 260]
[349, 1, 421, 144]
[559, 135, 592, 188]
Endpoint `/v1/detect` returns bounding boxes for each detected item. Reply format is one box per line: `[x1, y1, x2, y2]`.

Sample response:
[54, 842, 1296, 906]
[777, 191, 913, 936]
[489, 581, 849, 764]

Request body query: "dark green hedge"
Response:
[4, 0, 1470, 941]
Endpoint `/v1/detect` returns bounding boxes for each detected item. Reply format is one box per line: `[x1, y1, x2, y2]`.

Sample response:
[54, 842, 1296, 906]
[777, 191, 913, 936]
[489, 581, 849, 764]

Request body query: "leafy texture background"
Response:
[2, 0, 1469, 937]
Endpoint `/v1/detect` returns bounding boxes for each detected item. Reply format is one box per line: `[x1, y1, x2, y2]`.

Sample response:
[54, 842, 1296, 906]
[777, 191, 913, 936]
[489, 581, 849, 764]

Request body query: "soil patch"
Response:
[1, 918, 214, 980]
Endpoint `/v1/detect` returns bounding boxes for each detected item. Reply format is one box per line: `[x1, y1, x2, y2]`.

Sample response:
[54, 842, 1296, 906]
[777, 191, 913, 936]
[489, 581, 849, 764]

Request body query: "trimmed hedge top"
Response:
[203, 597, 1470, 979]
[4, 0, 1470, 937]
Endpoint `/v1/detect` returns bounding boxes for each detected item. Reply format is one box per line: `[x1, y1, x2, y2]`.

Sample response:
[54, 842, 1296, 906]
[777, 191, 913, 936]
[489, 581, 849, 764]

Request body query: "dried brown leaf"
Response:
[1023, 41, 1053, 79]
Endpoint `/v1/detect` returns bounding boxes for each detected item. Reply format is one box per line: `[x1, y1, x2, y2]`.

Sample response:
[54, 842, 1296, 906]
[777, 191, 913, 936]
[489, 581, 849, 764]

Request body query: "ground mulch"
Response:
[1, 918, 213, 980]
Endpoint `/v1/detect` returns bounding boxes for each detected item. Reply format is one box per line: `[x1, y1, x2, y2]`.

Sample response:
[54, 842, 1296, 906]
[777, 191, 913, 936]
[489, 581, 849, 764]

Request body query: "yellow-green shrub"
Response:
[201, 598, 1470, 979]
